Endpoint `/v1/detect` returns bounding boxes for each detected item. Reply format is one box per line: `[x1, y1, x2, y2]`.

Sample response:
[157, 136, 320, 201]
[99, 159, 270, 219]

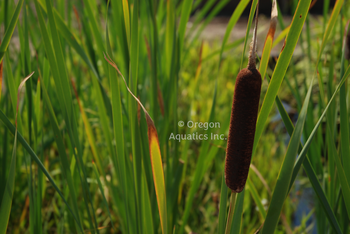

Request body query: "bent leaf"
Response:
[104, 54, 167, 234]
[0, 71, 33, 234]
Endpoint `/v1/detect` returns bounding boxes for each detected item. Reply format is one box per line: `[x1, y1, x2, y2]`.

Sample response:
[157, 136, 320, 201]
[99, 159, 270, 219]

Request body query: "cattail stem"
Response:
[247, 1, 259, 70]
[225, 191, 237, 234]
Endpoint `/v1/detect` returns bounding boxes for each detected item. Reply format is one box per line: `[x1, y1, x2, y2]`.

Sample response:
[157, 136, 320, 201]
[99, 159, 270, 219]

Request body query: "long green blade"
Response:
[0, 131, 17, 234]
[261, 75, 314, 233]
[0, 0, 24, 62]
[252, 0, 312, 156]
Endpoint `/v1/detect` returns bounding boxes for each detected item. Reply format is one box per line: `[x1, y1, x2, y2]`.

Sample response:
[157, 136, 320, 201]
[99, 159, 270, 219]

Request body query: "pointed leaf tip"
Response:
[16, 71, 35, 126]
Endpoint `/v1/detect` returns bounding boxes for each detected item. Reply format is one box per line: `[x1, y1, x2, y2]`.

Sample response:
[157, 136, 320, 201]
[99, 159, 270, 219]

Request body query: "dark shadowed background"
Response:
[195, 0, 336, 16]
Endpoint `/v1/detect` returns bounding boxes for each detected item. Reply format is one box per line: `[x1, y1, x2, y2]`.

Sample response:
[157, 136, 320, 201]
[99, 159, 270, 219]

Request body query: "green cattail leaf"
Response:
[0, 131, 17, 234]
[41, 78, 83, 231]
[252, 0, 312, 157]
[230, 189, 245, 234]
[339, 21, 350, 184]
[104, 55, 167, 234]
[272, 26, 290, 48]
[0, 0, 24, 63]
[92, 162, 116, 232]
[327, 123, 350, 218]
[247, 178, 266, 219]
[272, 82, 342, 234]
[218, 175, 229, 234]
[261, 70, 314, 234]
[0, 109, 82, 233]
[178, 0, 195, 52]
[218, 0, 250, 68]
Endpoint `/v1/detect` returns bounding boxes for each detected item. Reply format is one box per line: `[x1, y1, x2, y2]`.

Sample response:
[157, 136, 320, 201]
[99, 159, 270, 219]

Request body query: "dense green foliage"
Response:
[0, 0, 350, 233]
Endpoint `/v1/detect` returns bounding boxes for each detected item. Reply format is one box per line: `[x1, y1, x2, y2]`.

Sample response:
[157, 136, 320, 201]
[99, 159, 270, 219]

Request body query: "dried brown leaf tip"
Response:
[146, 112, 159, 148]
[225, 1, 262, 193]
[16, 72, 35, 126]
[267, 0, 278, 39]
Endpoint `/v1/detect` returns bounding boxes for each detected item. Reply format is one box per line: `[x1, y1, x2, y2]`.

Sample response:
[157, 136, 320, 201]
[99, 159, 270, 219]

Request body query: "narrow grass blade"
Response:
[0, 0, 24, 62]
[303, 158, 342, 233]
[37, 1, 97, 230]
[327, 124, 350, 218]
[81, 0, 108, 73]
[4, 53, 23, 131]
[178, 0, 195, 52]
[259, 0, 278, 80]
[0, 110, 82, 232]
[230, 189, 245, 234]
[224, 192, 237, 234]
[37, 0, 100, 80]
[92, 161, 116, 232]
[261, 76, 314, 233]
[247, 178, 266, 219]
[272, 26, 290, 48]
[141, 171, 154, 234]
[146, 114, 167, 234]
[218, 0, 250, 68]
[315, 0, 344, 104]
[291, 65, 350, 195]
[0, 131, 17, 234]
[0, 71, 32, 234]
[252, 0, 312, 156]
[122, 0, 131, 46]
[218, 174, 228, 234]
[339, 21, 350, 182]
[0, 40, 2, 100]
[105, 21, 130, 233]
[165, 0, 175, 77]
[41, 77, 83, 231]
[272, 86, 343, 233]
[104, 55, 167, 234]
[127, 3, 143, 232]
[71, 79, 103, 174]
[194, 42, 204, 83]
[33, 0, 70, 125]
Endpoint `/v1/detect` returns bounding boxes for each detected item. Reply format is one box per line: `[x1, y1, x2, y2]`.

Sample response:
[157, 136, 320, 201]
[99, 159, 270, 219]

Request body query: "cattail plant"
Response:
[223, 3, 261, 233]
[224, 2, 261, 193]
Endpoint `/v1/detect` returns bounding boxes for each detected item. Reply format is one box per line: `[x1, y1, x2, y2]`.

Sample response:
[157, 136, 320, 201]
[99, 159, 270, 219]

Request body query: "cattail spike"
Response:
[248, 1, 260, 70]
[225, 1, 262, 193]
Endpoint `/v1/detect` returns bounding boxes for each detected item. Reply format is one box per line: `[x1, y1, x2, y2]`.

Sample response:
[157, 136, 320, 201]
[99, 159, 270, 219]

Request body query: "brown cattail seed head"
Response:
[225, 67, 261, 192]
